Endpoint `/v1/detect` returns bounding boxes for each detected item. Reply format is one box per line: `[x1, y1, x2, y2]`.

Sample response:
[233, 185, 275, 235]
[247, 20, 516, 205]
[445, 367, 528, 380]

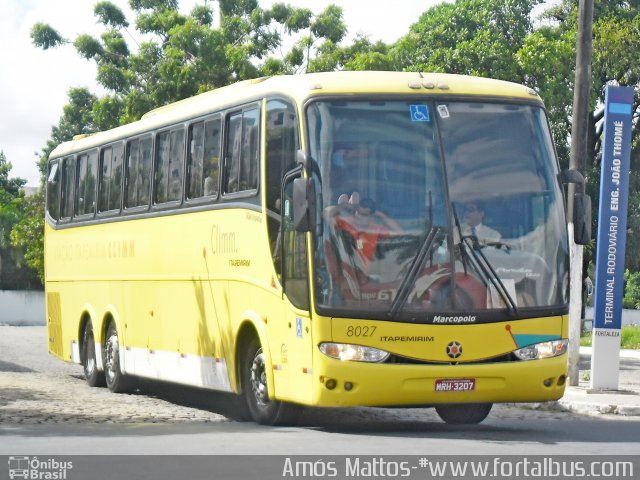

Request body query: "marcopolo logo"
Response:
[432, 315, 477, 324]
[7, 456, 73, 480]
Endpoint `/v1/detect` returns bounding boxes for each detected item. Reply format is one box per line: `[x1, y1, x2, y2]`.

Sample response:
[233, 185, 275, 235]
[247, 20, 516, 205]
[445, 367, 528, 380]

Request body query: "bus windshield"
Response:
[307, 99, 569, 322]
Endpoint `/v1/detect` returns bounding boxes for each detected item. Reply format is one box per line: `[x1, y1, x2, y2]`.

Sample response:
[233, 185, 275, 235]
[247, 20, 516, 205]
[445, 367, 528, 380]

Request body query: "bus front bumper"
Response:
[309, 354, 568, 407]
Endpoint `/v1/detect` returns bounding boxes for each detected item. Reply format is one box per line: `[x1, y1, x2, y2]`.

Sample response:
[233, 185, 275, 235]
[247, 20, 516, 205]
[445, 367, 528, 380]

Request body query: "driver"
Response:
[460, 202, 501, 245]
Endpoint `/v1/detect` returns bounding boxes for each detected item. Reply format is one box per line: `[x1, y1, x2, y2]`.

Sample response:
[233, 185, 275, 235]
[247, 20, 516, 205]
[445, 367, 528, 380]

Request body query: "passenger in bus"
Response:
[204, 174, 216, 196]
[324, 191, 358, 224]
[334, 197, 403, 274]
[460, 202, 501, 245]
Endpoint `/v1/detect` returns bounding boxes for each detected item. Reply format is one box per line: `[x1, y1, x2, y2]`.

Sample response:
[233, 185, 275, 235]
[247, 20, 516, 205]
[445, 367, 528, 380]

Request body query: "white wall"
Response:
[0, 290, 45, 326]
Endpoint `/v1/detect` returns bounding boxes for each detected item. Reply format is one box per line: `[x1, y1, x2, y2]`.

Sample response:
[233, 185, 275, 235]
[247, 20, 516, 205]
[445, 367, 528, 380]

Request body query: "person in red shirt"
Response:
[335, 197, 403, 272]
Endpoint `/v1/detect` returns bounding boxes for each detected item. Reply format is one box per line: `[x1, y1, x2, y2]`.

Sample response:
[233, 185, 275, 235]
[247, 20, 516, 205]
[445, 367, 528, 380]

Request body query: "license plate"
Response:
[434, 378, 476, 392]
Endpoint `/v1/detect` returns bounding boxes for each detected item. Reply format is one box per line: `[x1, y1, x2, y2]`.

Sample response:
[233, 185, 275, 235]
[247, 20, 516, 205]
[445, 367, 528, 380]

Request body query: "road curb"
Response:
[516, 400, 640, 417]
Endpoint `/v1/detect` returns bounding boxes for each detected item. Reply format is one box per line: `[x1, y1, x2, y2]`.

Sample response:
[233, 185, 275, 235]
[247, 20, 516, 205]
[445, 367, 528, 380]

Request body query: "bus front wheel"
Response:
[242, 337, 301, 426]
[81, 321, 105, 387]
[435, 403, 493, 424]
[103, 322, 132, 393]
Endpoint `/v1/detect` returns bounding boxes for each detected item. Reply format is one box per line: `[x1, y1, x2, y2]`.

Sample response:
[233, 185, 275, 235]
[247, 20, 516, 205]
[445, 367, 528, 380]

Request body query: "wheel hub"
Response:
[250, 350, 269, 406]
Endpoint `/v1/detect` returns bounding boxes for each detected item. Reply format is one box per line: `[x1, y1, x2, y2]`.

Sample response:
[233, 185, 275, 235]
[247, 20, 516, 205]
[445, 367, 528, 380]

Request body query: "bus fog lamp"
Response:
[319, 343, 390, 363]
[514, 339, 568, 361]
[325, 378, 337, 390]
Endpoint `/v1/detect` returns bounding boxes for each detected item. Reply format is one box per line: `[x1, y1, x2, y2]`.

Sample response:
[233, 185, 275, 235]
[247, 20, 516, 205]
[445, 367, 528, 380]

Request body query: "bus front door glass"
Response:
[307, 100, 568, 321]
[282, 173, 310, 310]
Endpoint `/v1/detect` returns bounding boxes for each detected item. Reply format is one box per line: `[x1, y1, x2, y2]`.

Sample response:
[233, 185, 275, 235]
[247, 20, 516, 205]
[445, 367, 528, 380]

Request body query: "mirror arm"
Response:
[558, 169, 585, 192]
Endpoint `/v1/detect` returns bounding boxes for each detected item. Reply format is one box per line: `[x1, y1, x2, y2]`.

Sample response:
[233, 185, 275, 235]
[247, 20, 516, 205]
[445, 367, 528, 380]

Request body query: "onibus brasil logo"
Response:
[7, 456, 73, 479]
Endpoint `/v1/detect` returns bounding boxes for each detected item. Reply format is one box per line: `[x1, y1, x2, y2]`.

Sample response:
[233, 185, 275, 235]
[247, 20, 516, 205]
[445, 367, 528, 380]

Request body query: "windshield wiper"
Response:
[388, 226, 441, 318]
[452, 206, 519, 315]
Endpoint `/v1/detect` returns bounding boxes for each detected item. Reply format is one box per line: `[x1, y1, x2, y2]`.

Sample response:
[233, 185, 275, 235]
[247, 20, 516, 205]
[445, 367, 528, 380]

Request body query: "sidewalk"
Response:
[530, 347, 640, 416]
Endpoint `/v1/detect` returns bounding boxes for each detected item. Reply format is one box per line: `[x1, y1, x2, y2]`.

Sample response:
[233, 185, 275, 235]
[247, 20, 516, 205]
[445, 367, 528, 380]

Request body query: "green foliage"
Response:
[621, 326, 640, 349]
[30, 23, 65, 49]
[310, 5, 346, 44]
[517, 26, 575, 168]
[74, 34, 104, 60]
[623, 270, 640, 309]
[9, 192, 45, 286]
[0, 152, 42, 289]
[94, 2, 129, 28]
[392, 0, 541, 81]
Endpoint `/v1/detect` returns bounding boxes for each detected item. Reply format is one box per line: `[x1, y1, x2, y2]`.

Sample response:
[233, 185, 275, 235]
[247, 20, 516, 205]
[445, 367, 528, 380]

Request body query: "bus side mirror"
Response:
[559, 168, 591, 245]
[292, 177, 315, 232]
[573, 192, 592, 245]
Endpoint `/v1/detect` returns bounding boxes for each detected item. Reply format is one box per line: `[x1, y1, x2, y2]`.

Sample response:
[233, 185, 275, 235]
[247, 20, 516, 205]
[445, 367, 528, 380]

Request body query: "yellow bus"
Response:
[45, 71, 590, 425]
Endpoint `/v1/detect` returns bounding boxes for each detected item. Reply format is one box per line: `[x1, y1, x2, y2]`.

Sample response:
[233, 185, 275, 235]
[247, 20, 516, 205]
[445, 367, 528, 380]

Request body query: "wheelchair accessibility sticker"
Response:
[410, 104, 430, 122]
[296, 317, 303, 338]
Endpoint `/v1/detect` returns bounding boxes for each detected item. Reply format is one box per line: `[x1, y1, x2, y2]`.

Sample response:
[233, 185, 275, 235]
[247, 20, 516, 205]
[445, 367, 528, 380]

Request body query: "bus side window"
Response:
[139, 137, 153, 206]
[203, 117, 221, 196]
[265, 99, 299, 276]
[75, 150, 98, 217]
[187, 121, 205, 198]
[224, 106, 259, 195]
[125, 136, 152, 209]
[99, 143, 124, 213]
[111, 143, 124, 210]
[60, 156, 75, 220]
[155, 131, 170, 203]
[99, 147, 113, 212]
[155, 127, 185, 204]
[187, 116, 221, 199]
[125, 139, 140, 208]
[47, 160, 60, 221]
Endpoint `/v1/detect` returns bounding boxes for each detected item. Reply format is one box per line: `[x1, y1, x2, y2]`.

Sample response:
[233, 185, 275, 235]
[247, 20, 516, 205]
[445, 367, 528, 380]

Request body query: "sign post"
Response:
[590, 85, 634, 390]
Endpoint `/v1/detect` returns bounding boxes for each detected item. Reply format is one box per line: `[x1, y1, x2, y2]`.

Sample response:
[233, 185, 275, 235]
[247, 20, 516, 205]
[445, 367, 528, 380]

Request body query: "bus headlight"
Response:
[514, 339, 568, 361]
[319, 342, 390, 363]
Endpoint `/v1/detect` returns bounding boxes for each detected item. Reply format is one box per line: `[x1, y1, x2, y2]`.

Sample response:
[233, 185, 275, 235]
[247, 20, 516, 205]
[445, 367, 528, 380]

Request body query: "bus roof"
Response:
[49, 71, 541, 158]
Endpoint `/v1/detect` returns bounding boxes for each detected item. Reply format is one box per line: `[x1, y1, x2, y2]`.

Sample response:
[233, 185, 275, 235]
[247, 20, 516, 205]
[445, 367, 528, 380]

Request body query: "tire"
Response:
[103, 322, 133, 393]
[435, 403, 493, 424]
[242, 337, 301, 426]
[81, 322, 105, 387]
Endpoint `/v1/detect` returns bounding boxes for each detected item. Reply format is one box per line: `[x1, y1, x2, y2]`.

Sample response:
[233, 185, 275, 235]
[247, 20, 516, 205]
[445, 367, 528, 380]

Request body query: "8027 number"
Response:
[346, 325, 377, 337]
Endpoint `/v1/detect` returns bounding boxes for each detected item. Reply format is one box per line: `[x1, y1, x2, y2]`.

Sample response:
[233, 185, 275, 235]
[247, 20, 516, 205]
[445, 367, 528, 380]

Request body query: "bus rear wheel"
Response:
[103, 322, 132, 393]
[242, 337, 301, 425]
[435, 403, 493, 424]
[81, 322, 105, 387]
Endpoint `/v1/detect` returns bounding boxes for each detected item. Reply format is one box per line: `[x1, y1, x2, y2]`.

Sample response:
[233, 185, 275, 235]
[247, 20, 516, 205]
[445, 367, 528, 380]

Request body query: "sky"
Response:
[0, 0, 449, 187]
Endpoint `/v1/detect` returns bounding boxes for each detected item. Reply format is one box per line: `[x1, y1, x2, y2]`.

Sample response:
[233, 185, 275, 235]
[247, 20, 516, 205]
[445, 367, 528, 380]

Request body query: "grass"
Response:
[580, 325, 640, 349]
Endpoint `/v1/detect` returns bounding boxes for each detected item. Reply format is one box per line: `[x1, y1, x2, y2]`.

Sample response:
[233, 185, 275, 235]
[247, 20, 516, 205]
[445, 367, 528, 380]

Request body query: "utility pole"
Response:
[568, 0, 594, 386]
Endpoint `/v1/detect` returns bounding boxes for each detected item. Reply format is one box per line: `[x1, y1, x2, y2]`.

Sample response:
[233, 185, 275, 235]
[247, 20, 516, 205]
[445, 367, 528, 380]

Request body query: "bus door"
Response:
[270, 171, 313, 403]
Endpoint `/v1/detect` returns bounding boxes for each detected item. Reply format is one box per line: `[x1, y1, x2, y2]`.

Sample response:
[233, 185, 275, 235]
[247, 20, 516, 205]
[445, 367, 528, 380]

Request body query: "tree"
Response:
[0, 151, 41, 289]
[520, 0, 640, 272]
[10, 193, 45, 285]
[623, 269, 640, 309]
[31, 1, 351, 128]
[391, 0, 542, 82]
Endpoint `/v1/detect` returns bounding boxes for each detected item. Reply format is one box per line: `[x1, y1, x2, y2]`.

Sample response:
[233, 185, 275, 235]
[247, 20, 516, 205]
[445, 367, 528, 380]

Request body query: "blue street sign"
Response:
[593, 86, 634, 330]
